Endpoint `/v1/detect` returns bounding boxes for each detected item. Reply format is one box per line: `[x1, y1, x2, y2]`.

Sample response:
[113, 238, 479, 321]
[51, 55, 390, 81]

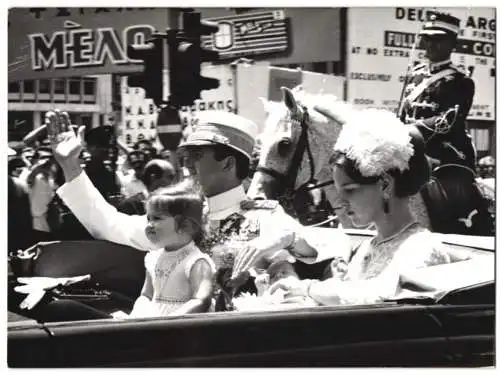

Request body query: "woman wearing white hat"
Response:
[269, 109, 455, 305]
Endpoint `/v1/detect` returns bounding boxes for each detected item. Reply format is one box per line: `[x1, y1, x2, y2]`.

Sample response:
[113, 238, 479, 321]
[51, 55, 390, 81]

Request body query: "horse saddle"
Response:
[420, 164, 493, 236]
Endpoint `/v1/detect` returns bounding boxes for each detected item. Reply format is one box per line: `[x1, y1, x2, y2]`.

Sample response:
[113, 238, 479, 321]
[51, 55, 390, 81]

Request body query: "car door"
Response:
[426, 282, 495, 366]
[9, 303, 453, 367]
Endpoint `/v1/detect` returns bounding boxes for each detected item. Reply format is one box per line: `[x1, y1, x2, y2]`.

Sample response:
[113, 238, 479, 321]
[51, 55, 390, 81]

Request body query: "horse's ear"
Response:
[282, 86, 299, 114]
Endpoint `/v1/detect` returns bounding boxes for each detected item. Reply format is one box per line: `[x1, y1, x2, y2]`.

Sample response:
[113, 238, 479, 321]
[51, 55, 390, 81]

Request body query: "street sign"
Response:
[202, 11, 291, 60]
[157, 106, 183, 151]
[8, 8, 170, 81]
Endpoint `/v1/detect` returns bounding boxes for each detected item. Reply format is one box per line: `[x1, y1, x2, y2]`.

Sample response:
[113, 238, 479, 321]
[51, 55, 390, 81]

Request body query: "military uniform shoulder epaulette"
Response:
[240, 199, 279, 211]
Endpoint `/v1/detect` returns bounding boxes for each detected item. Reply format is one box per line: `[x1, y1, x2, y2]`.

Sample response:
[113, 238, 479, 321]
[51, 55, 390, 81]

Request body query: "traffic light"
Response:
[167, 11, 220, 106]
[127, 38, 164, 107]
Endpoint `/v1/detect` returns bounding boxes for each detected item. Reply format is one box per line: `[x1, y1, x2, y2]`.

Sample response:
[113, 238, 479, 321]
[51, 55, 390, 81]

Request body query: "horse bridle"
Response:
[255, 105, 334, 212]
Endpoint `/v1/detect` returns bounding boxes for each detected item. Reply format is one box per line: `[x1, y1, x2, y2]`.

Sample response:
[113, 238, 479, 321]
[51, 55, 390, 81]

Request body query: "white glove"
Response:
[14, 274, 91, 310]
[111, 310, 130, 319]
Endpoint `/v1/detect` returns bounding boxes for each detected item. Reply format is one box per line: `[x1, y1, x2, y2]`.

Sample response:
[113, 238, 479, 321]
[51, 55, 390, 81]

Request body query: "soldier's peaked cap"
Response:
[85, 126, 116, 147]
[420, 12, 460, 36]
[178, 111, 258, 160]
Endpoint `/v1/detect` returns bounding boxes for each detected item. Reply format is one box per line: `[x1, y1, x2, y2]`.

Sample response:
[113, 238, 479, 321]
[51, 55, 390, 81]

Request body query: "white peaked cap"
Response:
[178, 111, 258, 160]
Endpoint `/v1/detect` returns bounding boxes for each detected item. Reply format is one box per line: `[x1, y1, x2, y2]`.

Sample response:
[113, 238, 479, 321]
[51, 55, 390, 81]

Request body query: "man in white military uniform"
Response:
[50, 110, 348, 310]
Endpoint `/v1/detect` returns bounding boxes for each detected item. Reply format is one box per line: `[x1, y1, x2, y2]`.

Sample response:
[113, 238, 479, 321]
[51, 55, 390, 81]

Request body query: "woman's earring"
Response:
[381, 177, 390, 213]
[382, 194, 390, 214]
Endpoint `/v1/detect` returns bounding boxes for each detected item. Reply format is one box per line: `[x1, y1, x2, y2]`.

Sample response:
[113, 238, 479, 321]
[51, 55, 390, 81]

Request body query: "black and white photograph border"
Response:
[2, 0, 498, 370]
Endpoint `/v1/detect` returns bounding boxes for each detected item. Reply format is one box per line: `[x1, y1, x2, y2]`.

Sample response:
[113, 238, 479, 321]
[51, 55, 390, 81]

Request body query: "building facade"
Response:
[7, 7, 494, 158]
[8, 75, 112, 141]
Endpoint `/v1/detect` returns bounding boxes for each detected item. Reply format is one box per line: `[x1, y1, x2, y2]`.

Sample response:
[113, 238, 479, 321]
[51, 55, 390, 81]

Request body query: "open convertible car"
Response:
[7, 228, 495, 367]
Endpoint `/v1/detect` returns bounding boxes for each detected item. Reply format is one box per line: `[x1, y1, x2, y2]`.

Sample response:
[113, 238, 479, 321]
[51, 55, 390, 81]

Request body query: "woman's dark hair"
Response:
[146, 179, 205, 246]
[212, 144, 250, 181]
[332, 127, 430, 197]
[392, 127, 430, 196]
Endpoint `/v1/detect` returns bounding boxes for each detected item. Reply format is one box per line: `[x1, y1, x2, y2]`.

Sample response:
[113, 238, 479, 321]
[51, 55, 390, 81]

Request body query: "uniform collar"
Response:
[207, 184, 246, 221]
[427, 59, 452, 73]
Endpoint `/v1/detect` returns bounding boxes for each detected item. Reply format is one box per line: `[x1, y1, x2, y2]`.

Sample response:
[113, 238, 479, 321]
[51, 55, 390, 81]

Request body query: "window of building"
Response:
[68, 79, 81, 103]
[23, 80, 35, 94]
[53, 79, 66, 103]
[83, 79, 96, 95]
[8, 81, 21, 101]
[22, 80, 36, 102]
[312, 62, 328, 74]
[53, 79, 66, 94]
[69, 79, 81, 95]
[39, 79, 51, 94]
[9, 82, 20, 93]
[83, 78, 96, 104]
[38, 79, 51, 102]
[300, 63, 313, 71]
[332, 61, 345, 76]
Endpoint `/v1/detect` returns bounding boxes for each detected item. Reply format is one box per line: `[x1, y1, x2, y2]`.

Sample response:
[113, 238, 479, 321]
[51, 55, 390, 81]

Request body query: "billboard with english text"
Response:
[346, 7, 495, 121]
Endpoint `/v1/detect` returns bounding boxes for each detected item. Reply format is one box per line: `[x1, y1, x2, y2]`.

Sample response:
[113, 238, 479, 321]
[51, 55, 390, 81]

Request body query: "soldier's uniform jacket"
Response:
[400, 59, 476, 170]
[196, 184, 302, 310]
[195, 184, 341, 311]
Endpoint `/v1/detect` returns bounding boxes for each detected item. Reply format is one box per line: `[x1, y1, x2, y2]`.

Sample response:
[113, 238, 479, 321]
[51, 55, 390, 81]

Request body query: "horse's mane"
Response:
[259, 87, 342, 143]
[260, 86, 362, 136]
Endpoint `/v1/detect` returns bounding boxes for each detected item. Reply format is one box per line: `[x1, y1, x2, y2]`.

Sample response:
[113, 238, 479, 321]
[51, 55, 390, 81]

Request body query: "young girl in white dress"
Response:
[270, 108, 454, 305]
[128, 179, 215, 318]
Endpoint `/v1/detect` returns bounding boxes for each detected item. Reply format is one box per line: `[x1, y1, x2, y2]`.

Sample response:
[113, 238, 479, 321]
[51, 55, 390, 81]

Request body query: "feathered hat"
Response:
[334, 109, 415, 177]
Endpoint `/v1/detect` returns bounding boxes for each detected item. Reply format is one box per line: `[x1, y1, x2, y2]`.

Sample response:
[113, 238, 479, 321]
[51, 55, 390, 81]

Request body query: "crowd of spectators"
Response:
[7, 126, 183, 253]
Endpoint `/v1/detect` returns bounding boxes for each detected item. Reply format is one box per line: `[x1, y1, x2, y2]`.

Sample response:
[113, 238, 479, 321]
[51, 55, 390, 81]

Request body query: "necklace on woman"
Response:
[371, 220, 420, 247]
[361, 220, 420, 278]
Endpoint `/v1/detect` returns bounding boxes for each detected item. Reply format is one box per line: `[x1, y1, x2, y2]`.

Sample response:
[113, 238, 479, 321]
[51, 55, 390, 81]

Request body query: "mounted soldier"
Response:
[399, 12, 493, 235]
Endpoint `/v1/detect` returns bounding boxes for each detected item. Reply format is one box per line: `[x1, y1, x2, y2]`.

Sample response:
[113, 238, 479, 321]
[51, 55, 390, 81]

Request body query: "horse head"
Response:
[247, 86, 348, 215]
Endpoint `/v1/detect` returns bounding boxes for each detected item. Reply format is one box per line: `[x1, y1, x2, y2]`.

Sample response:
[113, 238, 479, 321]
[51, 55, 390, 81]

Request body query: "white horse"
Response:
[248, 86, 432, 230]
